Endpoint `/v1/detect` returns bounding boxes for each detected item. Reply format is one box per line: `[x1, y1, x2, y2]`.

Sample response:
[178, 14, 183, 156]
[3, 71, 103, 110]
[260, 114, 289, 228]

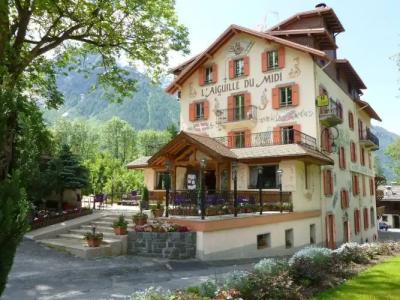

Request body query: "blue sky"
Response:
[172, 0, 400, 134]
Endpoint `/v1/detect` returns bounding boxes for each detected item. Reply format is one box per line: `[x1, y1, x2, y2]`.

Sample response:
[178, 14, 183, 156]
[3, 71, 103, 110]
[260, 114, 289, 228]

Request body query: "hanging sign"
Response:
[316, 95, 329, 107]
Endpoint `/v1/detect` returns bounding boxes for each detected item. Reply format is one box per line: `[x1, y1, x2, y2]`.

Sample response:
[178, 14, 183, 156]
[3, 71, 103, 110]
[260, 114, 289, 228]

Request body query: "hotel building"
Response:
[128, 4, 381, 260]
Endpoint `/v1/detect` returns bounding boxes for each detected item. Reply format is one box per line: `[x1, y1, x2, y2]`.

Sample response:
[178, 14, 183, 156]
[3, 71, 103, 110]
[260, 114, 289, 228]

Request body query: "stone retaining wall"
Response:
[127, 231, 196, 259]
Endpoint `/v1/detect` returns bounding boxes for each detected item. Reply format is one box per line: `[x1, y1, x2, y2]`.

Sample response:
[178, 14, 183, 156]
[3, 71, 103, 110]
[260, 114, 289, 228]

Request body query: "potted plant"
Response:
[133, 212, 148, 225]
[151, 201, 164, 218]
[113, 215, 128, 235]
[84, 227, 103, 247]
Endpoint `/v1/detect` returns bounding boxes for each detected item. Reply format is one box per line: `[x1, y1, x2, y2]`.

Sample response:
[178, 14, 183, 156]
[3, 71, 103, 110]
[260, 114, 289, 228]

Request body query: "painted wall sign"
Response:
[316, 95, 329, 107]
[258, 109, 314, 123]
[228, 39, 254, 56]
[201, 72, 282, 97]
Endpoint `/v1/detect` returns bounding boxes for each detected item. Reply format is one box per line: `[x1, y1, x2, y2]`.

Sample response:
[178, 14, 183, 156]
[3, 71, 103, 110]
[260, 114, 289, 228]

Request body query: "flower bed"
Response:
[29, 208, 92, 230]
[131, 241, 400, 300]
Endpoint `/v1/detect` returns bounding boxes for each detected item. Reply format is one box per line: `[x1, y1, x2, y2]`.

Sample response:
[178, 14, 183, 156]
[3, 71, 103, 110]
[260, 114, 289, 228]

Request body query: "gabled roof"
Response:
[169, 55, 199, 76]
[267, 6, 344, 33]
[355, 99, 382, 122]
[335, 59, 367, 90]
[165, 24, 328, 94]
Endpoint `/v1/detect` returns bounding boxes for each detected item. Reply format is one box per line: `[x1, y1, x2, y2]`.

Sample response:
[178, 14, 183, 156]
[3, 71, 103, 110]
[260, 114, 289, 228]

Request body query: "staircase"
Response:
[37, 214, 135, 258]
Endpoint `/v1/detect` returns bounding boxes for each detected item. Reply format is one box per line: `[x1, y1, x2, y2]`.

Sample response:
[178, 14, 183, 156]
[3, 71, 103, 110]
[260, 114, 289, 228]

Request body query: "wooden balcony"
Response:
[359, 129, 379, 151]
[319, 99, 343, 127]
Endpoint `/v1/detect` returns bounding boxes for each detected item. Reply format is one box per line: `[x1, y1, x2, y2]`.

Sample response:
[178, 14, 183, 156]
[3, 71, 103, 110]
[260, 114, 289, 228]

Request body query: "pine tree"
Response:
[45, 145, 89, 210]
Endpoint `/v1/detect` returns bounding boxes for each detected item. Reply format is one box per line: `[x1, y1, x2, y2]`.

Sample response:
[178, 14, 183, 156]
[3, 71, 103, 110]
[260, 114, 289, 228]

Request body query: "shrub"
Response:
[254, 258, 288, 275]
[131, 287, 171, 300]
[223, 270, 250, 292]
[334, 243, 370, 264]
[113, 215, 128, 229]
[198, 279, 217, 298]
[289, 247, 333, 286]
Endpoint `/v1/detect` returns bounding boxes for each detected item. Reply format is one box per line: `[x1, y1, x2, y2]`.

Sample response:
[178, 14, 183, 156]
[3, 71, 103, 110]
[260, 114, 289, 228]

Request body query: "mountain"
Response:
[372, 125, 399, 182]
[43, 61, 179, 131]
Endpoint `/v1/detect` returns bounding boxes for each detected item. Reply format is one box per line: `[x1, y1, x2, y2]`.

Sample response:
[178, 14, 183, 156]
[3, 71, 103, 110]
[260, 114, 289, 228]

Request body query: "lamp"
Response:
[276, 169, 284, 213]
[164, 160, 172, 217]
[257, 166, 263, 215]
[199, 158, 207, 219]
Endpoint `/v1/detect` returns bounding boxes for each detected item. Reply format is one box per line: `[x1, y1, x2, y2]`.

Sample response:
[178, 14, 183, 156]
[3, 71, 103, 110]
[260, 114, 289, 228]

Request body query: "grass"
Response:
[315, 256, 400, 300]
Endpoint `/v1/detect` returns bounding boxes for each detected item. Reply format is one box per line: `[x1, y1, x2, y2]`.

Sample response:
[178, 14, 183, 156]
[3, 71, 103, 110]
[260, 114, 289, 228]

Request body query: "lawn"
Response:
[315, 256, 400, 300]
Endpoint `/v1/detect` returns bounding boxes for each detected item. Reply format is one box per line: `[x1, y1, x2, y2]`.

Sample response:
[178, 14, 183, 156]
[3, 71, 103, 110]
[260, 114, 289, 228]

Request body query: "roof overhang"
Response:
[127, 156, 151, 169]
[355, 99, 382, 122]
[166, 24, 328, 94]
[335, 59, 367, 90]
[267, 7, 345, 33]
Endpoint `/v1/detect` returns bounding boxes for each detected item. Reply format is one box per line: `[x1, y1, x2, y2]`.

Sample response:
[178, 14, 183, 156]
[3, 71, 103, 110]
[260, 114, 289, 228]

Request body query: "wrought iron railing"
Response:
[169, 190, 292, 217]
[319, 99, 343, 120]
[216, 105, 258, 125]
[214, 130, 317, 150]
[360, 128, 379, 147]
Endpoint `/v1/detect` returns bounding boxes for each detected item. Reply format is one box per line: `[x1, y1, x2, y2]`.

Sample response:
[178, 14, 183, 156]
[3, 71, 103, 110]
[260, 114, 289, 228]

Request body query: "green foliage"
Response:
[0, 173, 29, 295]
[44, 145, 89, 209]
[137, 130, 171, 156]
[113, 215, 128, 229]
[385, 138, 400, 182]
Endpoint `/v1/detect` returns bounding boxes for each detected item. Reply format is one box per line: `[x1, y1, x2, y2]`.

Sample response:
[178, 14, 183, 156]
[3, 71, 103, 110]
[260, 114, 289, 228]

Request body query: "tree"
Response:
[166, 123, 179, 138]
[137, 129, 172, 156]
[385, 139, 400, 182]
[101, 117, 136, 163]
[0, 1, 188, 292]
[45, 145, 88, 210]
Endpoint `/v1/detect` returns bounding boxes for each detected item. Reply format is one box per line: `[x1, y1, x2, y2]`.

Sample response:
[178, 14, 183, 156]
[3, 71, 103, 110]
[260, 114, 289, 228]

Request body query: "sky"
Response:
[170, 0, 400, 134]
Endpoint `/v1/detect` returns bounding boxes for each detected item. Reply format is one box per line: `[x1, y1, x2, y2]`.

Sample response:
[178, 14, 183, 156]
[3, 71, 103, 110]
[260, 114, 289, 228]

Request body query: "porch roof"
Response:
[127, 156, 151, 169]
[233, 144, 334, 165]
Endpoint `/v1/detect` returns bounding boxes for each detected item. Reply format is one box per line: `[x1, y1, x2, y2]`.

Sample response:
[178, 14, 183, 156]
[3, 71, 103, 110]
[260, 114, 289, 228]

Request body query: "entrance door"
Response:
[326, 214, 336, 249]
[204, 170, 216, 192]
[394, 215, 400, 228]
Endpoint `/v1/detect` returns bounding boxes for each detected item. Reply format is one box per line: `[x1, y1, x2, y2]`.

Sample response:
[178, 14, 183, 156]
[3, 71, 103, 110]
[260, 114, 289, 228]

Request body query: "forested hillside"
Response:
[44, 60, 179, 130]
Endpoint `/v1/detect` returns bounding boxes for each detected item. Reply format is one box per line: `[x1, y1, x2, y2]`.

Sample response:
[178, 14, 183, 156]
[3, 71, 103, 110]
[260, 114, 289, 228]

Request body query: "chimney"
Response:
[315, 3, 327, 9]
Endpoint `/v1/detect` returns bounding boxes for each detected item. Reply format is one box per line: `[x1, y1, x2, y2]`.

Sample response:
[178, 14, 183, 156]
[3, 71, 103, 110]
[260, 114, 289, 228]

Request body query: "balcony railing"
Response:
[360, 128, 379, 150]
[216, 105, 257, 125]
[169, 190, 292, 217]
[319, 99, 343, 127]
[214, 130, 317, 150]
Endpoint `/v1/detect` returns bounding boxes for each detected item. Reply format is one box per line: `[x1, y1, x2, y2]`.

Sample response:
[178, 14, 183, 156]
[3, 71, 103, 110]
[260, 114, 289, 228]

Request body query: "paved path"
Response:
[2, 239, 256, 300]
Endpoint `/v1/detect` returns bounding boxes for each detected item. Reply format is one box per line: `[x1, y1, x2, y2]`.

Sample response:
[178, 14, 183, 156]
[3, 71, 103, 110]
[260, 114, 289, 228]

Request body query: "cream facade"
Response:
[129, 5, 380, 259]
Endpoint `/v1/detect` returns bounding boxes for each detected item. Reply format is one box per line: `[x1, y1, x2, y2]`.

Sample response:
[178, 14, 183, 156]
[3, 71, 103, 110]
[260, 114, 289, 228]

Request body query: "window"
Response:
[195, 102, 205, 120]
[370, 207, 375, 227]
[369, 178, 375, 195]
[354, 209, 361, 234]
[310, 224, 316, 245]
[234, 94, 245, 121]
[281, 126, 294, 144]
[339, 146, 346, 169]
[382, 215, 388, 222]
[280, 86, 292, 107]
[249, 165, 278, 189]
[350, 142, 357, 162]
[234, 131, 245, 148]
[234, 58, 244, 77]
[321, 128, 332, 152]
[155, 171, 169, 190]
[257, 233, 271, 249]
[341, 189, 349, 209]
[360, 147, 365, 166]
[343, 221, 350, 242]
[363, 207, 369, 230]
[358, 119, 364, 140]
[323, 169, 334, 196]
[368, 152, 372, 169]
[352, 174, 359, 196]
[348, 111, 354, 130]
[205, 66, 213, 83]
[267, 50, 279, 69]
[285, 229, 293, 249]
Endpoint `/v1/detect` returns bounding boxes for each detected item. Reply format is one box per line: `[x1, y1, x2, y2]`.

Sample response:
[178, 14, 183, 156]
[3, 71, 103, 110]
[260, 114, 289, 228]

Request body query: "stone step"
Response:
[58, 233, 120, 244]
[81, 225, 115, 233]
[38, 237, 113, 259]
[69, 229, 117, 239]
